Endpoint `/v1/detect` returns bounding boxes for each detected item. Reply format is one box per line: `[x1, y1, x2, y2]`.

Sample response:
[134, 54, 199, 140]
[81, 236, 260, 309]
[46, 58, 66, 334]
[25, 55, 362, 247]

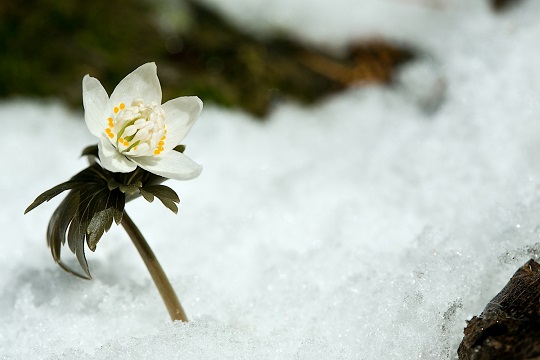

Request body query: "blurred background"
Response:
[0, 0, 519, 117]
[2, 0, 507, 117]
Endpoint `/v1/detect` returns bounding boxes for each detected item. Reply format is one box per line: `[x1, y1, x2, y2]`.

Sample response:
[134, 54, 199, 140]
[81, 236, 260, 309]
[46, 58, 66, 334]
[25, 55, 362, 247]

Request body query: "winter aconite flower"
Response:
[25, 63, 202, 322]
[83, 62, 203, 180]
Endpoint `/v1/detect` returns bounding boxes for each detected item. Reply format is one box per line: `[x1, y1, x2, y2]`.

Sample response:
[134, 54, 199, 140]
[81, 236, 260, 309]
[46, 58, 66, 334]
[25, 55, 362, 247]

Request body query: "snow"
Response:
[2, 0, 540, 358]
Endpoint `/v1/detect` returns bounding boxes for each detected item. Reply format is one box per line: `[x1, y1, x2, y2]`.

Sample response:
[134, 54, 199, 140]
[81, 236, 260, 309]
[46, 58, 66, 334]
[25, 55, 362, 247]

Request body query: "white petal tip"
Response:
[132, 152, 203, 181]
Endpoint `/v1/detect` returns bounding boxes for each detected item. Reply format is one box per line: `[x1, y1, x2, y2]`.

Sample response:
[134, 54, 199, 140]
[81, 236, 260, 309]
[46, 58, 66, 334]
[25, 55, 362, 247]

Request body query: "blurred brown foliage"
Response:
[490, 0, 522, 11]
[0, 0, 414, 117]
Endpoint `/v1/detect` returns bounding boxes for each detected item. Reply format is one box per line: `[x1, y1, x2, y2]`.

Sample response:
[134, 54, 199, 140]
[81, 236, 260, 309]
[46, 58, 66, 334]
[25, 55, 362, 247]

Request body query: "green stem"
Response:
[121, 211, 188, 322]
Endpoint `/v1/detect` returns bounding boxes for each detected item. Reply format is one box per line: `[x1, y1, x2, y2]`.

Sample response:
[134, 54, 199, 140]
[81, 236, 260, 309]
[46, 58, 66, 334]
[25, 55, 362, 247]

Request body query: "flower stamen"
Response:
[105, 100, 167, 158]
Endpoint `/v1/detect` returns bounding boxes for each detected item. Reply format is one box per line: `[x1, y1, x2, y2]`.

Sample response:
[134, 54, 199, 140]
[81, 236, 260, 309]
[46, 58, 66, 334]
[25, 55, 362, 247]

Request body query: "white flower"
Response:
[82, 62, 203, 180]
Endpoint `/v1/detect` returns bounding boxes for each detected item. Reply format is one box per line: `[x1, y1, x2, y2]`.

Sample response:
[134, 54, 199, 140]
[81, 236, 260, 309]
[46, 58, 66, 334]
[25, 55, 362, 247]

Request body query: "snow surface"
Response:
[3, 0, 540, 358]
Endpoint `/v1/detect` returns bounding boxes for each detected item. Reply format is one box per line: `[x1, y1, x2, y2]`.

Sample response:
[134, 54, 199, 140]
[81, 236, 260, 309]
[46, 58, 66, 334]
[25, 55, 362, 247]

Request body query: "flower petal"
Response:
[110, 62, 162, 107]
[82, 75, 109, 138]
[161, 96, 203, 151]
[98, 136, 137, 173]
[131, 151, 202, 180]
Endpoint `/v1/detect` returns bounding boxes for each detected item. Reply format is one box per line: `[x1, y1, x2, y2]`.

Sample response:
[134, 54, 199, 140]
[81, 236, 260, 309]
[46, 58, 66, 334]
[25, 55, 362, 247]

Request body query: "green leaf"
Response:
[87, 207, 116, 251]
[32, 162, 126, 279]
[119, 181, 142, 195]
[24, 180, 84, 214]
[140, 188, 155, 203]
[107, 178, 121, 191]
[81, 144, 99, 158]
[82, 185, 125, 251]
[160, 199, 178, 214]
[47, 189, 92, 279]
[173, 145, 186, 153]
[140, 185, 180, 214]
[142, 185, 180, 203]
[67, 212, 91, 279]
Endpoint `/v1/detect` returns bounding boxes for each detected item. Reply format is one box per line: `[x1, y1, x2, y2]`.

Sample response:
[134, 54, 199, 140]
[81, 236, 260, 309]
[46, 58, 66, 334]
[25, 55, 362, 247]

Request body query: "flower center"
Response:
[105, 98, 167, 156]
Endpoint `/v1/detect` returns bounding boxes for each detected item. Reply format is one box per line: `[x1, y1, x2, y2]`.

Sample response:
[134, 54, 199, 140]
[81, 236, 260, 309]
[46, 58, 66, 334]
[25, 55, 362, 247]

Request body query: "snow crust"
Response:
[3, 0, 540, 358]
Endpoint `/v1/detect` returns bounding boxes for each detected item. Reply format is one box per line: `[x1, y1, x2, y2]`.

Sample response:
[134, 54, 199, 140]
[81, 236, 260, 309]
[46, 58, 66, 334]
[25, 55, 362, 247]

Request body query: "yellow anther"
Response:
[105, 128, 112, 133]
[160, 136, 166, 141]
[133, 146, 137, 151]
[119, 138, 125, 145]
[114, 107, 119, 114]
[119, 103, 125, 110]
[107, 132, 114, 138]
[153, 149, 161, 155]
[157, 146, 164, 152]
[158, 141, 164, 146]
[164, 129, 168, 134]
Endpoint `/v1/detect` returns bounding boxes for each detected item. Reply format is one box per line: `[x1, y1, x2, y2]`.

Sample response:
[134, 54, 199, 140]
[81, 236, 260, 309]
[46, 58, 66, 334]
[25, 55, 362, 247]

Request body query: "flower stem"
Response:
[121, 211, 188, 322]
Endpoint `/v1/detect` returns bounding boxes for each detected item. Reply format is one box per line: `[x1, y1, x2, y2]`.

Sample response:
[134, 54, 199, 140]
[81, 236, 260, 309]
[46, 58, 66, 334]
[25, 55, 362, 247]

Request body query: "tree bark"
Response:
[458, 259, 540, 359]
